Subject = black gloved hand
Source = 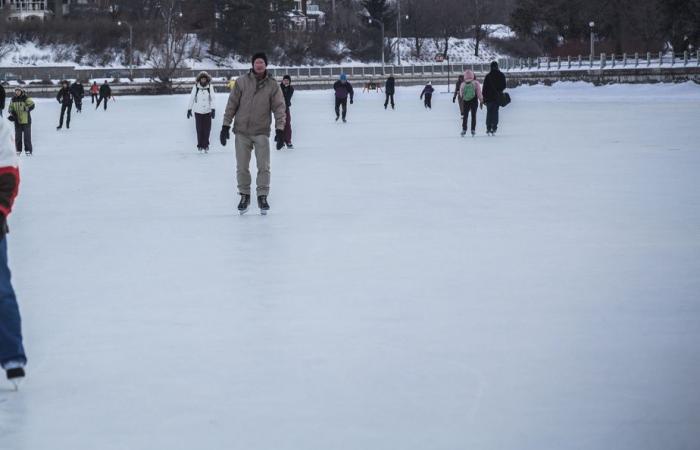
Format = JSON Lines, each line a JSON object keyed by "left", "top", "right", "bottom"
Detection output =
{"left": 7, "top": 114, "right": 15, "bottom": 122}
{"left": 452, "top": 97, "right": 456, "bottom": 103}
{"left": 187, "top": 109, "right": 192, "bottom": 119}
{"left": 274, "top": 129, "right": 285, "bottom": 150}
{"left": 350, "top": 98, "right": 354, "bottom": 104}
{"left": 220, "top": 125, "right": 230, "bottom": 146}
{"left": 211, "top": 109, "right": 215, "bottom": 119}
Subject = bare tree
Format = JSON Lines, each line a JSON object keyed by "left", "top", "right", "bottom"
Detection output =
{"left": 147, "top": 0, "right": 197, "bottom": 92}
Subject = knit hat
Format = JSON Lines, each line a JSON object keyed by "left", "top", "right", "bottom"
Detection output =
{"left": 339, "top": 73, "right": 347, "bottom": 81}
{"left": 491, "top": 61, "right": 499, "bottom": 71}
{"left": 283, "top": 74, "right": 291, "bottom": 82}
{"left": 252, "top": 52, "right": 268, "bottom": 66}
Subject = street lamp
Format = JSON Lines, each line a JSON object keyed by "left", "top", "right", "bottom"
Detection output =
{"left": 589, "top": 21, "right": 595, "bottom": 59}
{"left": 368, "top": 17, "right": 385, "bottom": 67}
{"left": 118, "top": 20, "right": 133, "bottom": 80}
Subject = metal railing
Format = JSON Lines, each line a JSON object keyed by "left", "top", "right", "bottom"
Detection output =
{"left": 1, "top": 51, "right": 698, "bottom": 83}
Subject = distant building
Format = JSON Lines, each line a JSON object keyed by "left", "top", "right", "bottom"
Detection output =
{"left": 1, "top": 0, "right": 50, "bottom": 21}
{"left": 286, "top": 0, "right": 325, "bottom": 31}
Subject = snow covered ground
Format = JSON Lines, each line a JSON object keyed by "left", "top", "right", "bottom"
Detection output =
{"left": 1, "top": 82, "right": 699, "bottom": 450}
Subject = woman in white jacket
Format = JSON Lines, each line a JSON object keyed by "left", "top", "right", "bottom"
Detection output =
{"left": 187, "top": 71, "right": 216, "bottom": 152}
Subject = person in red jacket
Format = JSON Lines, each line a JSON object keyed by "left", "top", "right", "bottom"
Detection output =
{"left": 90, "top": 81, "right": 99, "bottom": 104}
{"left": 0, "top": 119, "right": 25, "bottom": 388}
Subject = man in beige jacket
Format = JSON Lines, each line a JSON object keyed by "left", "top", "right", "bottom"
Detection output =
{"left": 220, "top": 52, "right": 287, "bottom": 215}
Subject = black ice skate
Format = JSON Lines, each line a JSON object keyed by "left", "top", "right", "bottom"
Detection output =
{"left": 238, "top": 194, "right": 250, "bottom": 215}
{"left": 257, "top": 195, "right": 270, "bottom": 215}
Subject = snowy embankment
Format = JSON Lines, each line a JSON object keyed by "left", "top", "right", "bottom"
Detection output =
{"left": 0, "top": 35, "right": 506, "bottom": 69}
{"left": 1, "top": 82, "right": 699, "bottom": 450}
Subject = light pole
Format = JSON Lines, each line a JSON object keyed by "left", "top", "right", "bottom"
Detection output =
{"left": 369, "top": 17, "right": 385, "bottom": 67}
{"left": 118, "top": 20, "right": 133, "bottom": 80}
{"left": 589, "top": 21, "right": 595, "bottom": 59}
{"left": 396, "top": 0, "right": 401, "bottom": 65}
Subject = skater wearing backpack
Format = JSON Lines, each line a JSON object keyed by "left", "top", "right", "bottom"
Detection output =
{"left": 187, "top": 71, "right": 217, "bottom": 153}
{"left": 420, "top": 81, "right": 434, "bottom": 109}
{"left": 56, "top": 80, "right": 73, "bottom": 130}
{"left": 0, "top": 119, "right": 26, "bottom": 388}
{"left": 482, "top": 61, "right": 507, "bottom": 135}
{"left": 458, "top": 70, "right": 483, "bottom": 137}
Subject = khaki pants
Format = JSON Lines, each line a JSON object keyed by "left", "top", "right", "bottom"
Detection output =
{"left": 235, "top": 133, "right": 271, "bottom": 196}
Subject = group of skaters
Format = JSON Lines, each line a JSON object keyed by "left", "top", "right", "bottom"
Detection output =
{"left": 0, "top": 80, "right": 113, "bottom": 156}
{"left": 55, "top": 80, "right": 113, "bottom": 131}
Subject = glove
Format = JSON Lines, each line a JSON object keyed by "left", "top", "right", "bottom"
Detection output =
{"left": 220, "top": 125, "right": 230, "bottom": 146}
{"left": 274, "top": 129, "right": 285, "bottom": 150}
{"left": 7, "top": 114, "right": 15, "bottom": 122}
{"left": 452, "top": 97, "right": 456, "bottom": 103}
{"left": 211, "top": 109, "right": 215, "bottom": 119}
{"left": 187, "top": 109, "right": 192, "bottom": 119}
{"left": 479, "top": 103, "right": 484, "bottom": 110}
{"left": 350, "top": 98, "right": 353, "bottom": 104}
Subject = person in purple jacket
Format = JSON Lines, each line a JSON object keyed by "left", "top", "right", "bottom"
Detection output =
{"left": 420, "top": 81, "right": 435, "bottom": 109}
{"left": 333, "top": 73, "right": 354, "bottom": 123}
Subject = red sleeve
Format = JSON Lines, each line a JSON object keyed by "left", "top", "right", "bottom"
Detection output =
{"left": 0, "top": 166, "right": 20, "bottom": 217}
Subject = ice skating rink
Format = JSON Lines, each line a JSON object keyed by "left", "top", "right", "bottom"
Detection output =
{"left": 2, "top": 82, "right": 699, "bottom": 450}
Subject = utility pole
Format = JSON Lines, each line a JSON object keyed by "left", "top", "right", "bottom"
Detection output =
{"left": 396, "top": 0, "right": 401, "bottom": 65}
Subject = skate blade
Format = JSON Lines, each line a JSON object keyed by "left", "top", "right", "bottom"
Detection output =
{"left": 260, "top": 210, "right": 268, "bottom": 216}
{"left": 10, "top": 379, "right": 22, "bottom": 391}
{"left": 239, "top": 208, "right": 248, "bottom": 215}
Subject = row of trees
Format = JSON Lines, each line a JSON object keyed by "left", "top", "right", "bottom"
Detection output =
{"left": 510, "top": 0, "right": 699, "bottom": 55}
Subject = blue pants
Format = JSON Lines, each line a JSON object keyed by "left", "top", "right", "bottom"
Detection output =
{"left": 0, "top": 237, "right": 26, "bottom": 368}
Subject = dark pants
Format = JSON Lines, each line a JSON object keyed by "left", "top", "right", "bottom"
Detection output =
{"left": 0, "top": 237, "right": 26, "bottom": 369}
{"left": 486, "top": 101, "right": 500, "bottom": 132}
{"left": 283, "top": 108, "right": 292, "bottom": 145}
{"left": 335, "top": 97, "right": 347, "bottom": 119}
{"left": 96, "top": 96, "right": 108, "bottom": 110}
{"left": 74, "top": 97, "right": 83, "bottom": 112}
{"left": 423, "top": 94, "right": 432, "bottom": 109}
{"left": 384, "top": 93, "right": 394, "bottom": 108}
{"left": 14, "top": 124, "right": 32, "bottom": 154}
{"left": 462, "top": 98, "right": 478, "bottom": 132}
{"left": 58, "top": 103, "right": 72, "bottom": 128}
{"left": 91, "top": 93, "right": 98, "bottom": 103}
{"left": 194, "top": 112, "right": 212, "bottom": 149}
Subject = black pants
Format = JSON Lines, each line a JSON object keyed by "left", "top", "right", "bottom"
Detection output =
{"left": 58, "top": 103, "right": 72, "bottom": 128}
{"left": 96, "top": 96, "right": 108, "bottom": 110}
{"left": 335, "top": 98, "right": 347, "bottom": 119}
{"left": 74, "top": 97, "right": 83, "bottom": 112}
{"left": 486, "top": 102, "right": 500, "bottom": 132}
{"left": 384, "top": 93, "right": 394, "bottom": 108}
{"left": 195, "top": 113, "right": 212, "bottom": 149}
{"left": 462, "top": 98, "right": 478, "bottom": 132}
{"left": 91, "top": 93, "right": 98, "bottom": 103}
{"left": 14, "top": 124, "right": 32, "bottom": 154}
{"left": 423, "top": 94, "right": 432, "bottom": 109}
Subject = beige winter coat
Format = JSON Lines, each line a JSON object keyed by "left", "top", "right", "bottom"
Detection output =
{"left": 223, "top": 71, "right": 286, "bottom": 137}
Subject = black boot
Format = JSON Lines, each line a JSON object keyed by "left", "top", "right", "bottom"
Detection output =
{"left": 237, "top": 194, "right": 250, "bottom": 214}
{"left": 257, "top": 195, "right": 270, "bottom": 215}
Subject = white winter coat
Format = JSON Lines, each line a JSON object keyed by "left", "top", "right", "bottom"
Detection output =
{"left": 187, "top": 83, "right": 216, "bottom": 114}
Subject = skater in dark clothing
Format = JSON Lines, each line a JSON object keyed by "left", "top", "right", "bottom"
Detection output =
{"left": 96, "top": 81, "right": 111, "bottom": 111}
{"left": 56, "top": 81, "right": 73, "bottom": 130}
{"left": 420, "top": 81, "right": 434, "bottom": 109}
{"left": 333, "top": 73, "right": 354, "bottom": 122}
{"left": 7, "top": 88, "right": 35, "bottom": 156}
{"left": 90, "top": 81, "right": 99, "bottom": 104}
{"left": 70, "top": 80, "right": 85, "bottom": 113}
{"left": 458, "top": 70, "right": 483, "bottom": 137}
{"left": 187, "top": 71, "right": 217, "bottom": 153}
{"left": 0, "top": 119, "right": 26, "bottom": 388}
{"left": 482, "top": 61, "right": 507, "bottom": 135}
{"left": 280, "top": 74, "right": 294, "bottom": 149}
{"left": 452, "top": 74, "right": 465, "bottom": 115}
{"left": 0, "top": 84, "right": 5, "bottom": 117}
{"left": 384, "top": 75, "right": 395, "bottom": 109}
